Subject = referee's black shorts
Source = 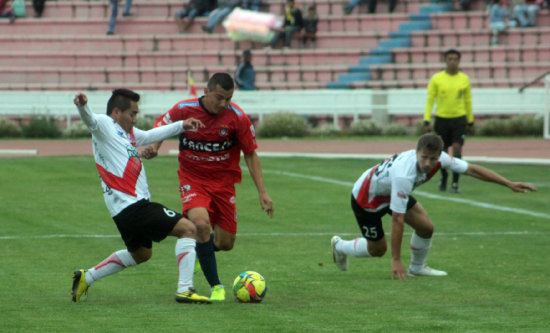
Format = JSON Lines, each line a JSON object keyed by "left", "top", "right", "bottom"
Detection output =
{"left": 434, "top": 115, "right": 467, "bottom": 147}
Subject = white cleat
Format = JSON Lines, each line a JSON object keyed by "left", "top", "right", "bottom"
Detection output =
{"left": 408, "top": 266, "right": 448, "bottom": 277}
{"left": 331, "top": 236, "right": 348, "bottom": 271}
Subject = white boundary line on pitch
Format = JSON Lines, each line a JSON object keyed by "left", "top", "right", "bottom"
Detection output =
{"left": 261, "top": 169, "right": 550, "bottom": 220}
{"left": 255, "top": 151, "right": 550, "bottom": 166}
{"left": 0, "top": 231, "right": 544, "bottom": 240}
{"left": 0, "top": 149, "right": 38, "bottom": 156}
{"left": 169, "top": 150, "right": 550, "bottom": 166}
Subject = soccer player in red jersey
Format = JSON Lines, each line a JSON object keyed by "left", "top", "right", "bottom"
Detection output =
{"left": 143, "top": 73, "right": 274, "bottom": 301}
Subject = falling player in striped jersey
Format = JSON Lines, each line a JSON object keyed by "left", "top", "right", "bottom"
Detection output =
{"left": 142, "top": 73, "right": 274, "bottom": 301}
{"left": 71, "top": 89, "right": 211, "bottom": 304}
{"left": 332, "top": 133, "right": 536, "bottom": 279}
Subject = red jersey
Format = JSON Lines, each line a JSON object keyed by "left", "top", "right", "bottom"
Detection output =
{"left": 155, "top": 97, "right": 257, "bottom": 185}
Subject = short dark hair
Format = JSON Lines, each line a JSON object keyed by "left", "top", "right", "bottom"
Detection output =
{"left": 207, "top": 73, "right": 234, "bottom": 91}
{"left": 443, "top": 49, "right": 461, "bottom": 59}
{"left": 106, "top": 88, "right": 140, "bottom": 115}
{"left": 417, "top": 133, "right": 443, "bottom": 153}
{"left": 243, "top": 49, "right": 251, "bottom": 58}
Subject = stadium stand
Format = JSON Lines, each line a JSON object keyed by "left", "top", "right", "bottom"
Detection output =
{"left": 0, "top": 0, "right": 548, "bottom": 91}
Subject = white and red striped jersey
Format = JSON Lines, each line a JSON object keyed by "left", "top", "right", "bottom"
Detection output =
{"left": 76, "top": 105, "right": 185, "bottom": 217}
{"left": 352, "top": 149, "right": 468, "bottom": 214}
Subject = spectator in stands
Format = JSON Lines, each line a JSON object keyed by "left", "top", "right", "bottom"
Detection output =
{"left": 235, "top": 50, "right": 256, "bottom": 90}
{"left": 423, "top": 49, "right": 473, "bottom": 194}
{"left": 488, "top": 0, "right": 516, "bottom": 45}
{"left": 0, "top": 0, "right": 15, "bottom": 23}
{"left": 202, "top": 0, "right": 242, "bottom": 34}
{"left": 268, "top": 0, "right": 303, "bottom": 48}
{"left": 242, "top": 0, "right": 262, "bottom": 11}
{"left": 32, "top": 0, "right": 45, "bottom": 17}
{"left": 175, "top": 0, "right": 209, "bottom": 34}
{"left": 344, "top": 0, "right": 397, "bottom": 15}
{"left": 302, "top": 5, "right": 318, "bottom": 47}
{"left": 512, "top": 0, "right": 543, "bottom": 27}
{"left": 106, "top": 0, "right": 134, "bottom": 35}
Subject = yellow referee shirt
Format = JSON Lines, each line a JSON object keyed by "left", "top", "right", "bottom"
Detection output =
{"left": 423, "top": 70, "right": 473, "bottom": 123}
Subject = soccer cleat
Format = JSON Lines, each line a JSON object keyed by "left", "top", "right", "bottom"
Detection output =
{"left": 210, "top": 285, "right": 226, "bottom": 301}
{"left": 438, "top": 181, "right": 446, "bottom": 192}
{"left": 71, "top": 269, "right": 89, "bottom": 302}
{"left": 408, "top": 266, "right": 448, "bottom": 277}
{"left": 194, "top": 260, "right": 201, "bottom": 274}
{"left": 450, "top": 183, "right": 460, "bottom": 194}
{"left": 331, "top": 236, "right": 348, "bottom": 271}
{"left": 174, "top": 288, "right": 211, "bottom": 304}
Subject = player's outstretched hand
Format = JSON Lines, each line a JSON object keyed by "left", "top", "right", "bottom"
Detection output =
{"left": 509, "top": 182, "right": 537, "bottom": 193}
{"left": 391, "top": 259, "right": 407, "bottom": 280}
{"left": 259, "top": 192, "right": 274, "bottom": 218}
{"left": 74, "top": 93, "right": 87, "bottom": 107}
{"left": 183, "top": 118, "right": 205, "bottom": 131}
{"left": 140, "top": 145, "right": 158, "bottom": 160}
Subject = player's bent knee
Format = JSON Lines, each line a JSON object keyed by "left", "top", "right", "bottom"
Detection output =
{"left": 216, "top": 242, "right": 234, "bottom": 251}
{"left": 132, "top": 249, "right": 152, "bottom": 264}
{"left": 416, "top": 222, "right": 434, "bottom": 238}
{"left": 368, "top": 241, "right": 387, "bottom": 257}
{"left": 171, "top": 218, "right": 197, "bottom": 238}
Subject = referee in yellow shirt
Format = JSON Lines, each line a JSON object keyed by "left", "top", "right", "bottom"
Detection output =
{"left": 423, "top": 49, "right": 474, "bottom": 193}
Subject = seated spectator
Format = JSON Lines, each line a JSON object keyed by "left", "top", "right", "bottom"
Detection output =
{"left": 0, "top": 0, "right": 15, "bottom": 23}
{"left": 242, "top": 0, "right": 262, "bottom": 11}
{"left": 32, "top": 0, "right": 45, "bottom": 17}
{"left": 512, "top": 0, "right": 542, "bottom": 27}
{"left": 235, "top": 50, "right": 256, "bottom": 90}
{"left": 344, "top": 0, "right": 397, "bottom": 15}
{"left": 488, "top": 0, "right": 517, "bottom": 45}
{"left": 302, "top": 5, "right": 318, "bottom": 48}
{"left": 268, "top": 0, "right": 303, "bottom": 48}
{"left": 175, "top": 0, "right": 209, "bottom": 34}
{"left": 202, "top": 0, "right": 241, "bottom": 34}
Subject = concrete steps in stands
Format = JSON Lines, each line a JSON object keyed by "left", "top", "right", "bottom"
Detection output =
{"left": 0, "top": 48, "right": 368, "bottom": 67}
{"left": 392, "top": 44, "right": 550, "bottom": 63}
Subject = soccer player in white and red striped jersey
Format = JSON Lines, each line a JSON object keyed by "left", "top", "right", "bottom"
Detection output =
{"left": 143, "top": 73, "right": 274, "bottom": 301}
{"left": 332, "top": 133, "right": 536, "bottom": 280}
{"left": 71, "top": 89, "right": 211, "bottom": 304}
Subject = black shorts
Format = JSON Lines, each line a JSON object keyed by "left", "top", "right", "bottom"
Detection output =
{"left": 350, "top": 194, "right": 417, "bottom": 241}
{"left": 113, "top": 199, "right": 182, "bottom": 252}
{"left": 434, "top": 115, "right": 467, "bottom": 147}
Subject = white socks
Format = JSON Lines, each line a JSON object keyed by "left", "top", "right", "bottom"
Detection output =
{"left": 409, "top": 232, "right": 432, "bottom": 273}
{"left": 337, "top": 237, "right": 372, "bottom": 257}
{"left": 175, "top": 238, "right": 196, "bottom": 293}
{"left": 85, "top": 249, "right": 137, "bottom": 285}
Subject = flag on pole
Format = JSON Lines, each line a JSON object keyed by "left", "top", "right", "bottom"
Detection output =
{"left": 187, "top": 70, "right": 197, "bottom": 97}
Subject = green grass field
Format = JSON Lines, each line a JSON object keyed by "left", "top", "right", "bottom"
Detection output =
{"left": 1, "top": 155, "right": 549, "bottom": 332}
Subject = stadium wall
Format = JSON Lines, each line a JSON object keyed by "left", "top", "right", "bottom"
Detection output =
{"left": 0, "top": 88, "right": 545, "bottom": 129}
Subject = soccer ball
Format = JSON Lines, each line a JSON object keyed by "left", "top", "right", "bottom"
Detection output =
{"left": 232, "top": 271, "right": 267, "bottom": 303}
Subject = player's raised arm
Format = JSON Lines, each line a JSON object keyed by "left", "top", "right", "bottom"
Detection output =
{"left": 464, "top": 164, "right": 537, "bottom": 193}
{"left": 73, "top": 92, "right": 97, "bottom": 129}
{"left": 74, "top": 92, "right": 87, "bottom": 107}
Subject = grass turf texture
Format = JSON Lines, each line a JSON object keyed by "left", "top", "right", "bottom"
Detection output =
{"left": 0, "top": 155, "right": 549, "bottom": 332}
